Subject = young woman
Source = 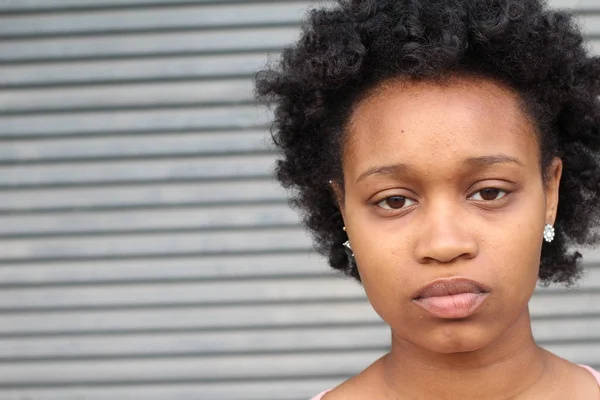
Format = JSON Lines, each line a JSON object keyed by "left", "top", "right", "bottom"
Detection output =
{"left": 256, "top": 0, "right": 600, "bottom": 398}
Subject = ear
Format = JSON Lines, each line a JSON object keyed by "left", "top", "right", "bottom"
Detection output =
{"left": 544, "top": 157, "right": 563, "bottom": 225}
{"left": 330, "top": 180, "right": 346, "bottom": 220}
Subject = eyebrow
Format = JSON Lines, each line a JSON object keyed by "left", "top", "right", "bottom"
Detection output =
{"left": 465, "top": 154, "right": 525, "bottom": 168}
{"left": 356, "top": 154, "right": 523, "bottom": 183}
{"left": 356, "top": 163, "right": 413, "bottom": 182}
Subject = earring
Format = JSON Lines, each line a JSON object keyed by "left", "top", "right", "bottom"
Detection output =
{"left": 343, "top": 240, "right": 354, "bottom": 257}
{"left": 543, "top": 224, "right": 555, "bottom": 243}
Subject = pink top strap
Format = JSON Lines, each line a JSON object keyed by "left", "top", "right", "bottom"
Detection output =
{"left": 310, "top": 365, "right": 600, "bottom": 400}
{"left": 309, "top": 390, "right": 331, "bottom": 400}
{"left": 580, "top": 364, "right": 600, "bottom": 383}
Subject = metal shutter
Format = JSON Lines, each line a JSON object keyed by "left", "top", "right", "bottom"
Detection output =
{"left": 0, "top": 1, "right": 598, "bottom": 399}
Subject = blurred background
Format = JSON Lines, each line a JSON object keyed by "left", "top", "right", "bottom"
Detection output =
{"left": 0, "top": 0, "right": 598, "bottom": 399}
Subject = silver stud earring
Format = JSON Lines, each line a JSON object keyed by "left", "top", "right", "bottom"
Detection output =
{"left": 543, "top": 224, "right": 555, "bottom": 243}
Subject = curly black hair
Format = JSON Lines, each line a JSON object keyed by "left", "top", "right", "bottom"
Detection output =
{"left": 255, "top": 0, "right": 600, "bottom": 285}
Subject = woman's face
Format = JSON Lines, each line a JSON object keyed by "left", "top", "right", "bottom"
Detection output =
{"left": 337, "top": 76, "right": 562, "bottom": 354}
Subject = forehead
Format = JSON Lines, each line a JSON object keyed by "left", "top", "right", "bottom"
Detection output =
{"left": 344, "top": 76, "right": 539, "bottom": 178}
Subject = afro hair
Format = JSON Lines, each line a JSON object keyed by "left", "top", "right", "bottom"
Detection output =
{"left": 256, "top": 0, "right": 600, "bottom": 285}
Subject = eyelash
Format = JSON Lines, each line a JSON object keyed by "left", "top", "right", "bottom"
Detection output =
{"left": 468, "top": 188, "right": 509, "bottom": 202}
{"left": 375, "top": 188, "right": 510, "bottom": 212}
{"left": 376, "top": 196, "right": 417, "bottom": 211}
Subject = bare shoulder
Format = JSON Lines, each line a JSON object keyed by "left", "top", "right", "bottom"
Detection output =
{"left": 321, "top": 356, "right": 387, "bottom": 400}
{"left": 320, "top": 378, "right": 360, "bottom": 400}
{"left": 543, "top": 350, "right": 600, "bottom": 399}
{"left": 564, "top": 361, "right": 600, "bottom": 398}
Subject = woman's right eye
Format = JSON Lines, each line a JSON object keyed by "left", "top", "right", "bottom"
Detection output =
{"left": 376, "top": 196, "right": 416, "bottom": 210}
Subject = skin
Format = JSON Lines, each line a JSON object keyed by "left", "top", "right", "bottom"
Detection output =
{"left": 326, "top": 76, "right": 599, "bottom": 399}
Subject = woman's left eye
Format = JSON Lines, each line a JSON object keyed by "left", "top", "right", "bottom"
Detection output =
{"left": 376, "top": 196, "right": 416, "bottom": 210}
{"left": 469, "top": 188, "right": 508, "bottom": 201}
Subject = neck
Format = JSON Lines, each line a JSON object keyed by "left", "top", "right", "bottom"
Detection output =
{"left": 381, "top": 308, "right": 548, "bottom": 400}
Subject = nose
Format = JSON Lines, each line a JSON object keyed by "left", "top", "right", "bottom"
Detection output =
{"left": 414, "top": 202, "right": 479, "bottom": 264}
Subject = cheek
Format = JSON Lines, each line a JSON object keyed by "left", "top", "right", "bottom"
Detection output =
{"left": 489, "top": 214, "right": 544, "bottom": 299}
{"left": 478, "top": 187, "right": 547, "bottom": 312}
{"left": 352, "top": 227, "right": 416, "bottom": 320}
{"left": 347, "top": 197, "right": 417, "bottom": 294}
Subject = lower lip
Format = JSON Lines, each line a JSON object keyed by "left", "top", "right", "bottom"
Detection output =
{"left": 414, "top": 293, "right": 489, "bottom": 319}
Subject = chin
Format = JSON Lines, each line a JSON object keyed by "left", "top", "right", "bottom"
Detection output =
{"left": 412, "top": 323, "right": 493, "bottom": 355}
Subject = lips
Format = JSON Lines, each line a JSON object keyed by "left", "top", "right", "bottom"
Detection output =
{"left": 413, "top": 278, "right": 490, "bottom": 319}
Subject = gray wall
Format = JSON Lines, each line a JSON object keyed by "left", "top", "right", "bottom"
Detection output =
{"left": 0, "top": 1, "right": 598, "bottom": 399}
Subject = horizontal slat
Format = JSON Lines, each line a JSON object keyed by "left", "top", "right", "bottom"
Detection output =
{"left": 529, "top": 291, "right": 600, "bottom": 316}
{"left": 0, "top": 27, "right": 298, "bottom": 62}
{"left": 578, "top": 247, "right": 600, "bottom": 264}
{"left": 4, "top": 318, "right": 600, "bottom": 360}
{"left": 1, "top": 296, "right": 599, "bottom": 338}
{"left": 0, "top": 228, "right": 312, "bottom": 262}
{"left": 0, "top": 301, "right": 380, "bottom": 336}
{"left": 0, "top": 3, "right": 308, "bottom": 37}
{"left": 0, "top": 0, "right": 593, "bottom": 13}
{"left": 0, "top": 0, "right": 592, "bottom": 16}
{"left": 0, "top": 180, "right": 287, "bottom": 212}
{"left": 588, "top": 38, "right": 600, "bottom": 54}
{"left": 0, "top": 155, "right": 274, "bottom": 187}
{"left": 0, "top": 325, "right": 389, "bottom": 360}
{"left": 0, "top": 79, "right": 254, "bottom": 113}
{"left": 0, "top": 203, "right": 299, "bottom": 236}
{"left": 0, "top": 0, "right": 278, "bottom": 11}
{"left": 0, "top": 379, "right": 341, "bottom": 400}
{"left": 579, "top": 14, "right": 600, "bottom": 35}
{"left": 533, "top": 317, "right": 600, "bottom": 341}
{"left": 0, "top": 276, "right": 359, "bottom": 311}
{"left": 0, "top": 351, "right": 381, "bottom": 385}
{"left": 6, "top": 253, "right": 595, "bottom": 286}
{"left": 0, "top": 379, "right": 340, "bottom": 400}
{"left": 0, "top": 22, "right": 594, "bottom": 64}
{"left": 0, "top": 345, "right": 598, "bottom": 386}
{"left": 2, "top": 0, "right": 584, "bottom": 12}
{"left": 0, "top": 131, "right": 270, "bottom": 162}
{"left": 550, "top": 0, "right": 600, "bottom": 10}
{"left": 537, "top": 265, "right": 600, "bottom": 289}
{"left": 0, "top": 252, "right": 329, "bottom": 286}
{"left": 0, "top": 105, "right": 270, "bottom": 137}
{"left": 543, "top": 342, "right": 600, "bottom": 366}
{"left": 0, "top": 53, "right": 275, "bottom": 87}
{"left": 0, "top": 272, "right": 598, "bottom": 311}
